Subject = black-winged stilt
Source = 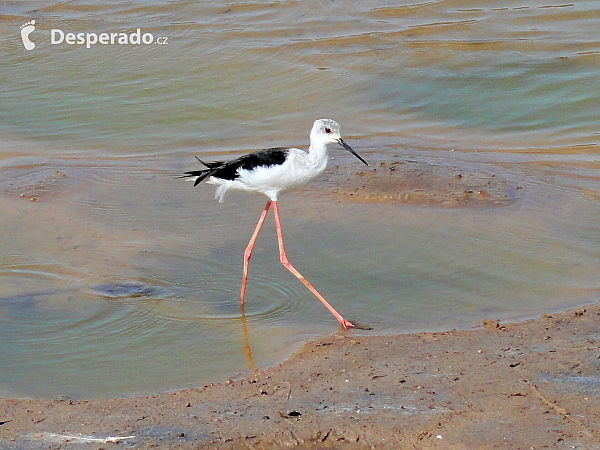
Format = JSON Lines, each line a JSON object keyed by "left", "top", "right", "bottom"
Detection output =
{"left": 182, "top": 119, "right": 368, "bottom": 329}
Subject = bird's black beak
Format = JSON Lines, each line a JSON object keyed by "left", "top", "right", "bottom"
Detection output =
{"left": 338, "top": 138, "right": 369, "bottom": 166}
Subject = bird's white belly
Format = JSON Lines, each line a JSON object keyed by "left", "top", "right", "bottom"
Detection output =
{"left": 239, "top": 158, "right": 326, "bottom": 198}
{"left": 206, "top": 149, "right": 328, "bottom": 203}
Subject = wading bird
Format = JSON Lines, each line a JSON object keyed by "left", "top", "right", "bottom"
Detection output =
{"left": 182, "top": 119, "right": 368, "bottom": 329}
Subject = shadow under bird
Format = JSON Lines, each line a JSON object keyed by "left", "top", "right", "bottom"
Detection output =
{"left": 181, "top": 119, "right": 369, "bottom": 329}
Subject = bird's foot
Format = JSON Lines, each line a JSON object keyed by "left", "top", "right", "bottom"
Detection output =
{"left": 340, "top": 319, "right": 355, "bottom": 330}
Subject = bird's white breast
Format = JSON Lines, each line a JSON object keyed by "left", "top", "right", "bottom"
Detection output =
{"left": 240, "top": 149, "right": 325, "bottom": 190}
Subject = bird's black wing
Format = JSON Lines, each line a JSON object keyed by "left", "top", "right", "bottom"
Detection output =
{"left": 211, "top": 147, "right": 289, "bottom": 180}
{"left": 194, "top": 156, "right": 223, "bottom": 169}
{"left": 181, "top": 147, "right": 289, "bottom": 187}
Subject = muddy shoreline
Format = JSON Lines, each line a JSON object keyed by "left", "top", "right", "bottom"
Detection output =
{"left": 1, "top": 301, "right": 599, "bottom": 449}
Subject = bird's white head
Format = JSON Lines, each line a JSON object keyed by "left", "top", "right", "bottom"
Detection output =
{"left": 311, "top": 118, "right": 343, "bottom": 144}
{"left": 310, "top": 118, "right": 369, "bottom": 166}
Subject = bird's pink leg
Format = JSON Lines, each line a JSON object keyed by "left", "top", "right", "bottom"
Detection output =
{"left": 240, "top": 200, "right": 271, "bottom": 304}
{"left": 271, "top": 201, "right": 354, "bottom": 330}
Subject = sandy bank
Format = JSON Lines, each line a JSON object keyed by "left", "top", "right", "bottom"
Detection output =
{"left": 1, "top": 301, "right": 599, "bottom": 449}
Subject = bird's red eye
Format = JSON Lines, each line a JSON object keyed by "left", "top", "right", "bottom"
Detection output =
{"left": 325, "top": 128, "right": 331, "bottom": 133}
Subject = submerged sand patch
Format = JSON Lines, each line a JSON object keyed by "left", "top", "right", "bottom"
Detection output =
{"left": 315, "top": 156, "right": 518, "bottom": 207}
{"left": 0, "top": 166, "right": 68, "bottom": 202}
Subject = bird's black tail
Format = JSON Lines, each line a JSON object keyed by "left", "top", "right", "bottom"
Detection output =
{"left": 179, "top": 156, "right": 225, "bottom": 187}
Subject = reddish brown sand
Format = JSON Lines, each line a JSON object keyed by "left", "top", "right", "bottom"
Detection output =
{"left": 1, "top": 303, "right": 599, "bottom": 449}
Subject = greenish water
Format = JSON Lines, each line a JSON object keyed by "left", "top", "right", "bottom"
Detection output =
{"left": 0, "top": 0, "right": 599, "bottom": 398}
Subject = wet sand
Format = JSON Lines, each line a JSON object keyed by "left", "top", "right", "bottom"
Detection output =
{"left": 312, "top": 154, "right": 518, "bottom": 208}
{"left": 1, "top": 302, "right": 599, "bottom": 449}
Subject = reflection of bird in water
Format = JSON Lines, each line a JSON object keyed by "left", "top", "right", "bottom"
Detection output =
{"left": 182, "top": 119, "right": 368, "bottom": 329}
{"left": 239, "top": 305, "right": 257, "bottom": 374}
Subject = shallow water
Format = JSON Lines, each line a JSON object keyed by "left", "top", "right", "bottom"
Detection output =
{"left": 0, "top": 0, "right": 599, "bottom": 398}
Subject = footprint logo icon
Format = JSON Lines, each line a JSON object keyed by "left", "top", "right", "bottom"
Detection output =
{"left": 20, "top": 20, "right": 36, "bottom": 50}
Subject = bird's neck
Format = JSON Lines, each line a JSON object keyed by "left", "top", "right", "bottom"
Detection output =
{"left": 307, "top": 140, "right": 329, "bottom": 167}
